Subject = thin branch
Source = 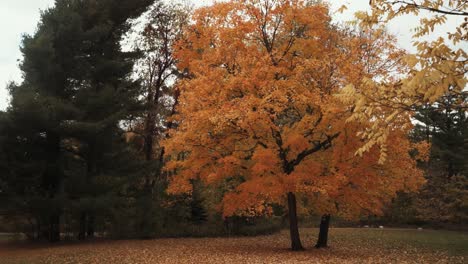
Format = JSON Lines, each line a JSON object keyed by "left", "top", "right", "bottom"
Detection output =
{"left": 387, "top": 1, "right": 468, "bottom": 16}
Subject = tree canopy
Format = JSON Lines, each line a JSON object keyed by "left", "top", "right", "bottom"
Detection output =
{"left": 163, "top": 0, "right": 426, "bottom": 250}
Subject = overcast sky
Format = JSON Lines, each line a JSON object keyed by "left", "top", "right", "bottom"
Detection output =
{"left": 0, "top": 0, "right": 464, "bottom": 110}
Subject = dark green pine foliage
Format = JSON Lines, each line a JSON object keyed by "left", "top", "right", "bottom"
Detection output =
{"left": 413, "top": 92, "right": 468, "bottom": 177}
{"left": 410, "top": 92, "right": 468, "bottom": 224}
{"left": 1, "top": 0, "right": 153, "bottom": 242}
{"left": 376, "top": 92, "right": 467, "bottom": 226}
{"left": 51, "top": 0, "right": 154, "bottom": 240}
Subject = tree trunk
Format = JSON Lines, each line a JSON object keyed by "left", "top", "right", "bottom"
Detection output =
{"left": 42, "top": 132, "right": 62, "bottom": 242}
{"left": 78, "top": 212, "right": 86, "bottom": 240}
{"left": 144, "top": 111, "right": 156, "bottom": 161}
{"left": 87, "top": 214, "right": 95, "bottom": 238}
{"left": 80, "top": 142, "right": 97, "bottom": 240}
{"left": 49, "top": 213, "right": 60, "bottom": 242}
{"left": 287, "top": 192, "right": 304, "bottom": 251}
{"left": 315, "top": 214, "right": 331, "bottom": 248}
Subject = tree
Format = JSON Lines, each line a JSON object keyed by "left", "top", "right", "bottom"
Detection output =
{"left": 163, "top": 0, "right": 424, "bottom": 250}
{"left": 339, "top": 0, "right": 467, "bottom": 155}
{"left": 57, "top": 0, "right": 155, "bottom": 240}
{"left": 123, "top": 1, "right": 190, "bottom": 237}
{"left": 164, "top": 0, "right": 347, "bottom": 250}
{"left": 315, "top": 214, "right": 330, "bottom": 248}
{"left": 411, "top": 92, "right": 468, "bottom": 225}
{"left": 307, "top": 122, "right": 427, "bottom": 247}
{"left": 414, "top": 93, "right": 468, "bottom": 177}
{"left": 364, "top": 0, "right": 467, "bottom": 106}
{"left": 131, "top": 1, "right": 190, "bottom": 162}
{"left": 1, "top": 0, "right": 154, "bottom": 242}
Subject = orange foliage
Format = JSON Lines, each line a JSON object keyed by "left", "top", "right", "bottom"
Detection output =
{"left": 163, "top": 0, "right": 425, "bottom": 219}
{"left": 303, "top": 125, "right": 426, "bottom": 219}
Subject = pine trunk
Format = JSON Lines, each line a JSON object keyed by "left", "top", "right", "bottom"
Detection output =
{"left": 87, "top": 214, "right": 95, "bottom": 238}
{"left": 49, "top": 213, "right": 60, "bottom": 242}
{"left": 78, "top": 212, "right": 86, "bottom": 240}
{"left": 315, "top": 214, "right": 331, "bottom": 248}
{"left": 42, "top": 132, "right": 62, "bottom": 242}
{"left": 81, "top": 144, "right": 97, "bottom": 239}
{"left": 287, "top": 192, "right": 304, "bottom": 251}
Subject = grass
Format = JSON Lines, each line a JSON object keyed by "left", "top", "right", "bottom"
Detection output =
{"left": 327, "top": 228, "right": 468, "bottom": 256}
{"left": 0, "top": 228, "right": 466, "bottom": 263}
{"left": 0, "top": 233, "right": 24, "bottom": 242}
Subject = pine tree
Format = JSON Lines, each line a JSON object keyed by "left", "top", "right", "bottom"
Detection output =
{"left": 412, "top": 91, "right": 468, "bottom": 225}
{"left": 415, "top": 93, "right": 468, "bottom": 177}
{"left": 1, "top": 0, "right": 154, "bottom": 242}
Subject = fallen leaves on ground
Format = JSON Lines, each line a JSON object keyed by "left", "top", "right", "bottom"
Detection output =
{"left": 0, "top": 228, "right": 466, "bottom": 264}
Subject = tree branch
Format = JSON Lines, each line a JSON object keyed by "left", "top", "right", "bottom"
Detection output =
{"left": 289, "top": 132, "right": 341, "bottom": 171}
{"left": 385, "top": 1, "right": 468, "bottom": 16}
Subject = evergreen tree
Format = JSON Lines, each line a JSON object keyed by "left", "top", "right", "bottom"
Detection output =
{"left": 413, "top": 93, "right": 468, "bottom": 177}
{"left": 390, "top": 91, "right": 468, "bottom": 226}
{"left": 1, "top": 0, "right": 154, "bottom": 242}
{"left": 411, "top": 91, "right": 468, "bottom": 225}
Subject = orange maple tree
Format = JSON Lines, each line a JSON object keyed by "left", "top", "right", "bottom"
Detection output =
{"left": 163, "top": 0, "right": 425, "bottom": 250}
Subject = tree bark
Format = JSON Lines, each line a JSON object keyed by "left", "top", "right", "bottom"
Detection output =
{"left": 315, "top": 214, "right": 331, "bottom": 248}
{"left": 86, "top": 214, "right": 95, "bottom": 238}
{"left": 78, "top": 212, "right": 86, "bottom": 240}
{"left": 81, "top": 142, "right": 97, "bottom": 240}
{"left": 49, "top": 213, "right": 60, "bottom": 242}
{"left": 42, "top": 132, "right": 62, "bottom": 242}
{"left": 287, "top": 192, "right": 304, "bottom": 251}
{"left": 143, "top": 111, "right": 156, "bottom": 161}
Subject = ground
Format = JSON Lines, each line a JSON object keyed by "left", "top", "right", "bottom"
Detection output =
{"left": 1, "top": 228, "right": 467, "bottom": 263}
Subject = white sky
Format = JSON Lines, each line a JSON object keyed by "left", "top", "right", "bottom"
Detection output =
{"left": 0, "top": 0, "right": 464, "bottom": 110}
